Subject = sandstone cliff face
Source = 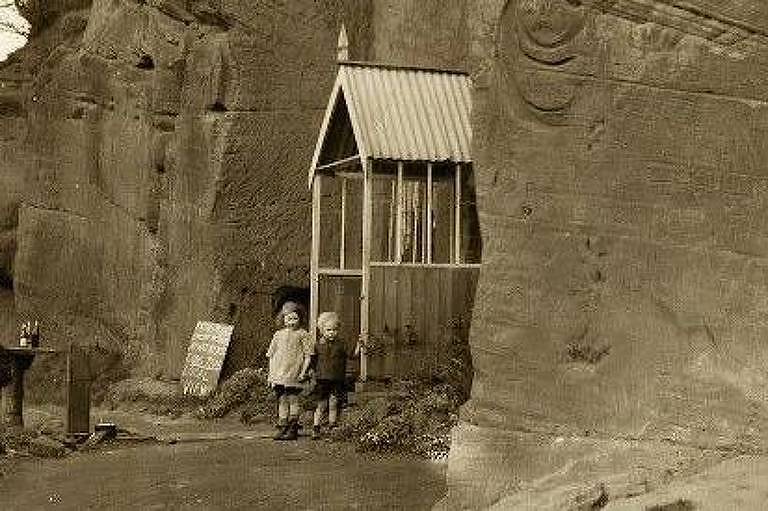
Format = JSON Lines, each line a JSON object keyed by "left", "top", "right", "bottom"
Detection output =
{"left": 444, "top": 0, "right": 768, "bottom": 508}
{"left": 3, "top": 0, "right": 373, "bottom": 378}
{"left": 7, "top": 0, "right": 768, "bottom": 507}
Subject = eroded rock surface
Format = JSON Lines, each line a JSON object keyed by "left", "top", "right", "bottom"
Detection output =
{"left": 444, "top": 0, "right": 768, "bottom": 508}
{"left": 2, "top": 0, "right": 372, "bottom": 378}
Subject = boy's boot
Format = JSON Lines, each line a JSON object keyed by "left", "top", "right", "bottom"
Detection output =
{"left": 282, "top": 419, "right": 299, "bottom": 441}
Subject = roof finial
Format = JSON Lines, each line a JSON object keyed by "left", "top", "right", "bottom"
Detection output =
{"left": 337, "top": 23, "right": 349, "bottom": 61}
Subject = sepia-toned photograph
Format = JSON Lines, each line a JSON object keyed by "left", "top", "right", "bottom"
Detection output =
{"left": 1, "top": 1, "right": 767, "bottom": 509}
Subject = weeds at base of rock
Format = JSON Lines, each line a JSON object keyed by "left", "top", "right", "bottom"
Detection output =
{"left": 102, "top": 377, "right": 205, "bottom": 418}
{"left": 646, "top": 500, "right": 696, "bottom": 511}
{"left": 328, "top": 381, "right": 462, "bottom": 460}
{"left": 97, "top": 331, "right": 472, "bottom": 460}
{"left": 0, "top": 428, "right": 68, "bottom": 460}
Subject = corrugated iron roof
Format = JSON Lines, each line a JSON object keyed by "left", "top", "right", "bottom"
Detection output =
{"left": 310, "top": 62, "right": 472, "bottom": 183}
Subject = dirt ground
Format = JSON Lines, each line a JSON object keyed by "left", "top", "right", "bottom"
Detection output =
{"left": 0, "top": 433, "right": 446, "bottom": 510}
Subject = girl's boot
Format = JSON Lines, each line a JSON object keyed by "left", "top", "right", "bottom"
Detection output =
{"left": 273, "top": 421, "right": 290, "bottom": 440}
{"left": 282, "top": 419, "right": 299, "bottom": 441}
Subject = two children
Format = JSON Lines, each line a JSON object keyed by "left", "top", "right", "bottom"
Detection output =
{"left": 265, "top": 302, "right": 348, "bottom": 441}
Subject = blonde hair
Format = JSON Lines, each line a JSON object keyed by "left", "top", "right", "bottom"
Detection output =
{"left": 317, "top": 311, "right": 340, "bottom": 331}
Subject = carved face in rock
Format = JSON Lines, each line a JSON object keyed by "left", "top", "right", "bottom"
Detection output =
{"left": 497, "top": 0, "right": 589, "bottom": 124}
{"left": 517, "top": 0, "right": 585, "bottom": 50}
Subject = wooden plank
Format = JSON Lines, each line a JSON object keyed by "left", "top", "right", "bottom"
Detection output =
{"left": 367, "top": 265, "right": 382, "bottom": 380}
{"left": 383, "top": 266, "right": 399, "bottom": 338}
{"left": 66, "top": 344, "right": 91, "bottom": 436}
{"left": 458, "top": 267, "right": 480, "bottom": 338}
{"left": 336, "top": 170, "right": 364, "bottom": 180}
{"left": 346, "top": 277, "right": 362, "bottom": 369}
{"left": 181, "top": 322, "right": 234, "bottom": 397}
{"left": 467, "top": 267, "right": 480, "bottom": 325}
{"left": 395, "top": 162, "right": 403, "bottom": 263}
{"left": 452, "top": 268, "right": 468, "bottom": 333}
{"left": 421, "top": 181, "right": 427, "bottom": 264}
{"left": 345, "top": 178, "right": 363, "bottom": 269}
{"left": 383, "top": 266, "right": 399, "bottom": 379}
{"left": 369, "top": 266, "right": 385, "bottom": 341}
{"left": 308, "top": 75, "right": 343, "bottom": 184}
{"left": 412, "top": 267, "right": 427, "bottom": 350}
{"left": 397, "top": 263, "right": 413, "bottom": 346}
{"left": 360, "top": 159, "right": 373, "bottom": 381}
{"left": 455, "top": 164, "right": 462, "bottom": 264}
{"left": 426, "top": 269, "right": 441, "bottom": 367}
{"left": 318, "top": 268, "right": 363, "bottom": 276}
{"left": 369, "top": 262, "right": 482, "bottom": 269}
{"left": 399, "top": 266, "right": 415, "bottom": 378}
{"left": 440, "top": 268, "right": 455, "bottom": 364}
{"left": 340, "top": 177, "right": 347, "bottom": 269}
{"left": 310, "top": 177, "right": 321, "bottom": 342}
{"left": 427, "top": 163, "right": 433, "bottom": 264}
{"left": 315, "top": 153, "right": 361, "bottom": 172}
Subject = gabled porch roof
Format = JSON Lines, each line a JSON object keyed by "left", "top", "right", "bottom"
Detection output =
{"left": 309, "top": 61, "right": 473, "bottom": 186}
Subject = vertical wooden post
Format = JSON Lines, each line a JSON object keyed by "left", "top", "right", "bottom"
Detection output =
{"left": 421, "top": 184, "right": 427, "bottom": 264}
{"left": 66, "top": 344, "right": 91, "bottom": 437}
{"left": 360, "top": 159, "right": 373, "bottom": 381}
{"left": 388, "top": 180, "right": 395, "bottom": 261}
{"left": 2, "top": 358, "right": 26, "bottom": 428}
{"left": 396, "top": 162, "right": 403, "bottom": 264}
{"left": 426, "top": 162, "right": 433, "bottom": 264}
{"left": 340, "top": 177, "right": 347, "bottom": 269}
{"left": 310, "top": 176, "right": 321, "bottom": 343}
{"left": 412, "top": 183, "right": 418, "bottom": 264}
{"left": 455, "top": 163, "right": 462, "bottom": 264}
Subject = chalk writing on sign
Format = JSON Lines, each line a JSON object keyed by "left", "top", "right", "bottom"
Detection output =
{"left": 181, "top": 321, "right": 234, "bottom": 397}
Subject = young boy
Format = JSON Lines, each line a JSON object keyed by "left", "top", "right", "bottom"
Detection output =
{"left": 266, "top": 301, "right": 313, "bottom": 441}
{"left": 311, "top": 312, "right": 348, "bottom": 439}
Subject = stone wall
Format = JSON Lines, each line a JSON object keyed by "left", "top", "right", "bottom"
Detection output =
{"left": 443, "top": 0, "right": 768, "bottom": 508}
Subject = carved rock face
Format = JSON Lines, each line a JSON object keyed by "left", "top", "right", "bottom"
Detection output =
{"left": 517, "top": 0, "right": 585, "bottom": 52}
{"left": 497, "top": 0, "right": 589, "bottom": 123}
{"left": 444, "top": 0, "right": 768, "bottom": 508}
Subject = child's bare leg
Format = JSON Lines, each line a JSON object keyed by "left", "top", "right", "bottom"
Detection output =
{"left": 274, "top": 393, "right": 291, "bottom": 440}
{"left": 288, "top": 394, "right": 301, "bottom": 421}
{"left": 278, "top": 395, "right": 289, "bottom": 423}
{"left": 314, "top": 399, "right": 328, "bottom": 427}
{"left": 328, "top": 394, "right": 339, "bottom": 425}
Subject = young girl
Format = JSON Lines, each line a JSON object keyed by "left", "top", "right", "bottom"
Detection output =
{"left": 311, "top": 311, "right": 348, "bottom": 439}
{"left": 266, "top": 301, "right": 313, "bottom": 441}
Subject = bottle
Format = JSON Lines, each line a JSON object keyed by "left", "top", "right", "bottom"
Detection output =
{"left": 31, "top": 321, "right": 40, "bottom": 348}
{"left": 19, "top": 322, "right": 29, "bottom": 348}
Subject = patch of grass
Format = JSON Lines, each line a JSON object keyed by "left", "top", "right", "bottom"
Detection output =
{"left": 646, "top": 500, "right": 696, "bottom": 511}
{"left": 566, "top": 342, "right": 611, "bottom": 365}
{"left": 329, "top": 380, "right": 464, "bottom": 459}
{"left": 198, "top": 367, "right": 272, "bottom": 422}
{"left": 102, "top": 378, "right": 204, "bottom": 418}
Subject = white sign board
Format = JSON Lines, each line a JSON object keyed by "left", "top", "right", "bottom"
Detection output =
{"left": 181, "top": 321, "right": 234, "bottom": 397}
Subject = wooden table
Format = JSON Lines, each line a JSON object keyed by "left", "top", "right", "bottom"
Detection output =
{"left": 1, "top": 347, "right": 57, "bottom": 428}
